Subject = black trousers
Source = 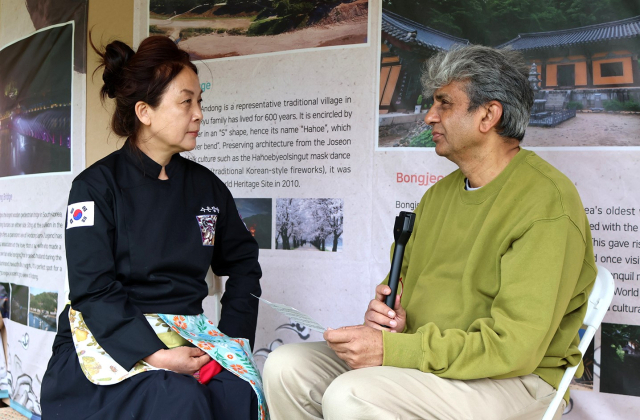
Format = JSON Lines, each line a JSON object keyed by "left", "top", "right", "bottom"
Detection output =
{"left": 41, "top": 342, "right": 258, "bottom": 420}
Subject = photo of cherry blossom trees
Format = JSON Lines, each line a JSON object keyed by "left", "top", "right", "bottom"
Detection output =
{"left": 275, "top": 198, "right": 343, "bottom": 252}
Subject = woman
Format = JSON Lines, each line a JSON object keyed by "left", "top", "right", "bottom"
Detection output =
{"left": 41, "top": 36, "right": 262, "bottom": 419}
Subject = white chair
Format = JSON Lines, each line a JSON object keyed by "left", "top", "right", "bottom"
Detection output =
{"left": 541, "top": 265, "right": 615, "bottom": 420}
{"left": 203, "top": 268, "right": 224, "bottom": 324}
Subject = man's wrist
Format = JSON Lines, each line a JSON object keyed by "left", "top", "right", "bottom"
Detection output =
{"left": 382, "top": 330, "right": 424, "bottom": 369}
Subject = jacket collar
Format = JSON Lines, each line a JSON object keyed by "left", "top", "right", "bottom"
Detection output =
{"left": 122, "top": 139, "right": 183, "bottom": 179}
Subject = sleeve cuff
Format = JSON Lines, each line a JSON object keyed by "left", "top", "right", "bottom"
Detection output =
{"left": 382, "top": 330, "right": 424, "bottom": 369}
{"left": 94, "top": 320, "right": 168, "bottom": 371}
{"left": 118, "top": 336, "right": 166, "bottom": 371}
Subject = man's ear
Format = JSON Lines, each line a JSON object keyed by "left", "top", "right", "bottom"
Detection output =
{"left": 479, "top": 101, "right": 503, "bottom": 134}
{"left": 135, "top": 101, "right": 152, "bottom": 126}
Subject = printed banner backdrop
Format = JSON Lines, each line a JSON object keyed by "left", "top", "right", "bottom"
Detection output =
{"left": 130, "top": 0, "right": 633, "bottom": 418}
{"left": 375, "top": 2, "right": 640, "bottom": 418}
{"left": 135, "top": 0, "right": 377, "bottom": 362}
{"left": 0, "top": 0, "right": 87, "bottom": 417}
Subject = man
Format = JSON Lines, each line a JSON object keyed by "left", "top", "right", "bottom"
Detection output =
{"left": 263, "top": 45, "right": 596, "bottom": 420}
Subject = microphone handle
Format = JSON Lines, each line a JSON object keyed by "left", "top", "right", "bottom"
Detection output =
{"left": 385, "top": 243, "right": 405, "bottom": 308}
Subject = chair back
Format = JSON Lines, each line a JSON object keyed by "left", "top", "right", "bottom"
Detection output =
{"left": 541, "top": 265, "right": 615, "bottom": 420}
{"left": 582, "top": 266, "right": 615, "bottom": 330}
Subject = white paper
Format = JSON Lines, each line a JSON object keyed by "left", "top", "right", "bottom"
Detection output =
{"left": 253, "top": 295, "right": 326, "bottom": 333}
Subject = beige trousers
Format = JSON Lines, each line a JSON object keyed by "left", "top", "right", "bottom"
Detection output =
{"left": 263, "top": 342, "right": 565, "bottom": 420}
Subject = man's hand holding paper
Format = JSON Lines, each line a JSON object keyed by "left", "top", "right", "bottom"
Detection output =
{"left": 323, "top": 325, "right": 384, "bottom": 369}
{"left": 324, "top": 283, "right": 406, "bottom": 369}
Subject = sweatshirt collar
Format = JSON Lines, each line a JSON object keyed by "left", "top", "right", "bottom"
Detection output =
{"left": 458, "top": 148, "right": 530, "bottom": 204}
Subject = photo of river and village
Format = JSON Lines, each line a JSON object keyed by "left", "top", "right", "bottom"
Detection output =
{"left": 28, "top": 287, "right": 57, "bottom": 332}
{"left": 0, "top": 24, "right": 72, "bottom": 177}
{"left": 149, "top": 0, "right": 369, "bottom": 59}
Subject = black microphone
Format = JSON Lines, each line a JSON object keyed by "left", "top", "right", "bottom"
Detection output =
{"left": 384, "top": 211, "right": 415, "bottom": 309}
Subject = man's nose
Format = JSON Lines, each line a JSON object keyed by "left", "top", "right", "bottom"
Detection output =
{"left": 424, "top": 106, "right": 438, "bottom": 125}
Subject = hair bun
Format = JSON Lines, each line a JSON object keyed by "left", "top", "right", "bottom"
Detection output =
{"left": 101, "top": 40, "right": 135, "bottom": 98}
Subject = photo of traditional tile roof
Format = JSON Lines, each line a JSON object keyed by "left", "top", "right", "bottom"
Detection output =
{"left": 378, "top": 6, "right": 640, "bottom": 148}
{"left": 497, "top": 15, "right": 640, "bottom": 93}
{"left": 381, "top": 10, "right": 469, "bottom": 53}
{"left": 498, "top": 15, "right": 640, "bottom": 51}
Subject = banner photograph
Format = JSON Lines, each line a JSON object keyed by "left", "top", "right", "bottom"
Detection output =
{"left": 0, "top": 24, "right": 73, "bottom": 178}
{"left": 373, "top": 1, "right": 640, "bottom": 417}
{"left": 378, "top": 1, "right": 640, "bottom": 149}
{"left": 236, "top": 198, "right": 273, "bottom": 249}
{"left": 136, "top": 1, "right": 640, "bottom": 417}
{"left": 0, "top": 0, "right": 88, "bottom": 418}
{"left": 148, "top": 0, "right": 370, "bottom": 58}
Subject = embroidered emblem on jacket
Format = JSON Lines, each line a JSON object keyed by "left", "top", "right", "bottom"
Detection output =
{"left": 200, "top": 206, "right": 219, "bottom": 214}
{"left": 67, "top": 201, "right": 95, "bottom": 229}
{"left": 196, "top": 215, "right": 217, "bottom": 246}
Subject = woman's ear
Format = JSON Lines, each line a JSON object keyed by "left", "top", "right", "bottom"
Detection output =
{"left": 135, "top": 101, "right": 151, "bottom": 126}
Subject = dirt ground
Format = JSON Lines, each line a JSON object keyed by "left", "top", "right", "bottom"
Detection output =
{"left": 379, "top": 112, "right": 640, "bottom": 148}
{"left": 150, "top": 17, "right": 253, "bottom": 39}
{"left": 378, "top": 133, "right": 405, "bottom": 148}
{"left": 177, "top": 18, "right": 368, "bottom": 59}
{"left": 523, "top": 112, "right": 640, "bottom": 147}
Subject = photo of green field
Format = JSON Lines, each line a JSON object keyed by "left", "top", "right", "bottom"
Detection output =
{"left": 149, "top": 0, "right": 368, "bottom": 59}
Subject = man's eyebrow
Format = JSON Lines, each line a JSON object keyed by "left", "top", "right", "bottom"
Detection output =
{"left": 434, "top": 93, "right": 451, "bottom": 102}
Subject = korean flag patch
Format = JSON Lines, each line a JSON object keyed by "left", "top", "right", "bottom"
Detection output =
{"left": 67, "top": 201, "right": 95, "bottom": 229}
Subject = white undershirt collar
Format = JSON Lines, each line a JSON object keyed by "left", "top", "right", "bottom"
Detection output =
{"left": 465, "top": 178, "right": 481, "bottom": 191}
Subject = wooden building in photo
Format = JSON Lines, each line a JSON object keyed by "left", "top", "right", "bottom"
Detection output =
{"left": 499, "top": 16, "right": 640, "bottom": 106}
{"left": 380, "top": 10, "right": 468, "bottom": 114}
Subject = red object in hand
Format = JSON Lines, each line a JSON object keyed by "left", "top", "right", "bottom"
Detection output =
{"left": 195, "top": 359, "right": 223, "bottom": 385}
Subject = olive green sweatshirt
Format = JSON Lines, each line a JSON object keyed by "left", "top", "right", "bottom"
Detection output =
{"left": 382, "top": 149, "right": 596, "bottom": 402}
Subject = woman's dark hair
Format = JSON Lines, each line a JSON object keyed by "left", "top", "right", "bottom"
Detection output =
{"left": 91, "top": 36, "right": 198, "bottom": 146}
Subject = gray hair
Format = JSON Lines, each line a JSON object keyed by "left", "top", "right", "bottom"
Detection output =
{"left": 421, "top": 45, "right": 533, "bottom": 141}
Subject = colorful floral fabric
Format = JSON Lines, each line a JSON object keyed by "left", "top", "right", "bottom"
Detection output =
{"left": 69, "top": 309, "right": 165, "bottom": 384}
{"left": 158, "top": 313, "right": 268, "bottom": 420}
{"left": 69, "top": 309, "right": 268, "bottom": 420}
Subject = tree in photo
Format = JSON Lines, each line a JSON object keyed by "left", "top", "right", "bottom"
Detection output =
{"left": 309, "top": 199, "right": 330, "bottom": 251}
{"left": 603, "top": 323, "right": 640, "bottom": 363}
{"left": 276, "top": 198, "right": 295, "bottom": 250}
{"left": 30, "top": 292, "right": 57, "bottom": 315}
{"left": 150, "top": 0, "right": 208, "bottom": 15}
{"left": 326, "top": 199, "right": 343, "bottom": 252}
{"left": 382, "top": 0, "right": 640, "bottom": 46}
